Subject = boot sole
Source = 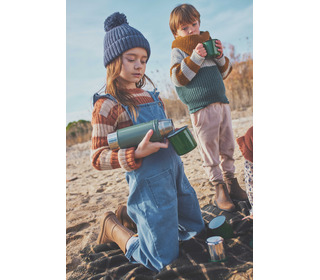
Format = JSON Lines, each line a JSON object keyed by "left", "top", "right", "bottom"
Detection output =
{"left": 214, "top": 200, "right": 236, "bottom": 212}
{"left": 230, "top": 195, "right": 249, "bottom": 202}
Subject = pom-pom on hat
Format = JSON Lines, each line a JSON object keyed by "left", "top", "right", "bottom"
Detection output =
{"left": 103, "top": 12, "right": 151, "bottom": 67}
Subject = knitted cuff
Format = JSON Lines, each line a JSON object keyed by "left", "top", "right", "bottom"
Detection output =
{"left": 190, "top": 50, "right": 205, "bottom": 66}
{"left": 118, "top": 147, "right": 142, "bottom": 171}
{"left": 213, "top": 54, "right": 226, "bottom": 67}
{"left": 217, "top": 56, "right": 232, "bottom": 79}
{"left": 110, "top": 150, "right": 121, "bottom": 169}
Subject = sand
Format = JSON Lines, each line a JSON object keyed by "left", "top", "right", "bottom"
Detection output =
{"left": 66, "top": 109, "right": 253, "bottom": 279}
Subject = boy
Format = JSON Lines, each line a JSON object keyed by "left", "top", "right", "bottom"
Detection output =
{"left": 169, "top": 4, "right": 247, "bottom": 211}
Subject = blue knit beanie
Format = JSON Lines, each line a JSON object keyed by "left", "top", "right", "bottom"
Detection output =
{"left": 103, "top": 12, "right": 151, "bottom": 67}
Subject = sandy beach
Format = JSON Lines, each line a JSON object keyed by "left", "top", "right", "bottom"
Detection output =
{"left": 66, "top": 108, "right": 252, "bottom": 279}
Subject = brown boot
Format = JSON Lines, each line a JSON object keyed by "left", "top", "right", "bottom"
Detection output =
{"left": 224, "top": 177, "right": 248, "bottom": 201}
{"left": 115, "top": 205, "right": 137, "bottom": 232}
{"left": 97, "top": 211, "right": 134, "bottom": 253}
{"left": 213, "top": 182, "right": 236, "bottom": 212}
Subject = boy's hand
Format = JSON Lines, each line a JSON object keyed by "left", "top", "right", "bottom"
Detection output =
{"left": 215, "top": 40, "right": 223, "bottom": 58}
{"left": 195, "top": 43, "right": 207, "bottom": 57}
{"left": 134, "top": 129, "right": 169, "bottom": 159}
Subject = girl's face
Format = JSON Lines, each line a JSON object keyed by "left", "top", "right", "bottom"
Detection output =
{"left": 175, "top": 20, "right": 200, "bottom": 38}
{"left": 118, "top": 47, "right": 148, "bottom": 89}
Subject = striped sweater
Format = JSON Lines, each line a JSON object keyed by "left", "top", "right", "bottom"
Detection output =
{"left": 90, "top": 88, "right": 165, "bottom": 172}
{"left": 170, "top": 31, "right": 232, "bottom": 113}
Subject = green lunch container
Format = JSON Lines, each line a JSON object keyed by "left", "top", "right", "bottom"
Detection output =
{"left": 208, "top": 215, "right": 234, "bottom": 240}
{"left": 203, "top": 39, "right": 221, "bottom": 58}
{"left": 167, "top": 126, "right": 197, "bottom": 156}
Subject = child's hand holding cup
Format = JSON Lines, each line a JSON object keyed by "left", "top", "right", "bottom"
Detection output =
{"left": 195, "top": 43, "right": 207, "bottom": 57}
{"left": 203, "top": 39, "right": 223, "bottom": 58}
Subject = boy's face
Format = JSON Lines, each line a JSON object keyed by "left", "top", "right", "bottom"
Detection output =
{"left": 175, "top": 20, "right": 200, "bottom": 38}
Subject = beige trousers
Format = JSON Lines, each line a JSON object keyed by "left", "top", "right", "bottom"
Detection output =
{"left": 191, "top": 103, "right": 235, "bottom": 182}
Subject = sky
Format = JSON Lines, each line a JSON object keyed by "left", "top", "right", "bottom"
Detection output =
{"left": 66, "top": 0, "right": 253, "bottom": 125}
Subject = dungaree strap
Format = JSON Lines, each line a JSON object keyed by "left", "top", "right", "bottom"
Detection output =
{"left": 147, "top": 88, "right": 160, "bottom": 102}
{"left": 105, "top": 93, "right": 136, "bottom": 120}
{"left": 104, "top": 93, "right": 118, "bottom": 103}
{"left": 92, "top": 93, "right": 120, "bottom": 106}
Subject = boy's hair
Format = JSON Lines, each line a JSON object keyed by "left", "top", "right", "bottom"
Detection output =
{"left": 169, "top": 4, "right": 200, "bottom": 36}
{"left": 106, "top": 56, "right": 155, "bottom": 121}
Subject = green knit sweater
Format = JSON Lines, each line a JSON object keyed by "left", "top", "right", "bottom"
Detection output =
{"left": 170, "top": 31, "right": 232, "bottom": 113}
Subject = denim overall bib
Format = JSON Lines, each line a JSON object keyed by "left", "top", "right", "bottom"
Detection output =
{"left": 105, "top": 90, "right": 205, "bottom": 272}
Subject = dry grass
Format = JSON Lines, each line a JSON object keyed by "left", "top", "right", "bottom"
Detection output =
{"left": 225, "top": 54, "right": 253, "bottom": 111}
{"left": 162, "top": 89, "right": 189, "bottom": 119}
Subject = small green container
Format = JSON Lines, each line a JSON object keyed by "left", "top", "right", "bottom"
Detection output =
{"left": 167, "top": 126, "right": 197, "bottom": 156}
{"left": 208, "top": 215, "right": 234, "bottom": 239}
{"left": 203, "top": 39, "right": 221, "bottom": 58}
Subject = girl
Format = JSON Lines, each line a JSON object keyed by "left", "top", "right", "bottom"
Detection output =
{"left": 91, "top": 12, "right": 205, "bottom": 272}
{"left": 237, "top": 126, "right": 253, "bottom": 220}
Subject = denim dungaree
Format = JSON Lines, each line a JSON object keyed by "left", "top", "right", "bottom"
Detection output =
{"left": 105, "top": 90, "right": 205, "bottom": 272}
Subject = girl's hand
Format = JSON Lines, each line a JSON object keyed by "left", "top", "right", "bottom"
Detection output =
{"left": 134, "top": 129, "right": 169, "bottom": 159}
{"left": 195, "top": 43, "right": 207, "bottom": 57}
{"left": 242, "top": 214, "right": 253, "bottom": 220}
{"left": 215, "top": 40, "right": 223, "bottom": 58}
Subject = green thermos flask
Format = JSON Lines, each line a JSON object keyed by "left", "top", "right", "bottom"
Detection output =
{"left": 108, "top": 119, "right": 174, "bottom": 150}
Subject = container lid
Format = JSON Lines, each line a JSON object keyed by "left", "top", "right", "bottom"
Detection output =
{"left": 167, "top": 126, "right": 187, "bottom": 138}
{"left": 158, "top": 119, "right": 174, "bottom": 136}
{"left": 208, "top": 215, "right": 226, "bottom": 230}
{"left": 206, "top": 236, "right": 224, "bottom": 244}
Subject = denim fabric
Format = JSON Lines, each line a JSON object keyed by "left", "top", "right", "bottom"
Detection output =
{"left": 106, "top": 90, "right": 205, "bottom": 272}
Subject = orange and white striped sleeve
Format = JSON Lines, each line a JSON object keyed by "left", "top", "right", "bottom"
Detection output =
{"left": 90, "top": 98, "right": 142, "bottom": 172}
{"left": 170, "top": 48, "right": 205, "bottom": 87}
{"left": 214, "top": 55, "right": 233, "bottom": 80}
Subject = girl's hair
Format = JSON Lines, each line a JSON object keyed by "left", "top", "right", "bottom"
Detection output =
{"left": 169, "top": 4, "right": 200, "bottom": 36}
{"left": 106, "top": 55, "right": 155, "bottom": 121}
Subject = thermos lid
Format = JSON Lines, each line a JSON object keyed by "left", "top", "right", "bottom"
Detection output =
{"left": 206, "top": 236, "right": 224, "bottom": 245}
{"left": 208, "top": 215, "right": 226, "bottom": 230}
{"left": 158, "top": 119, "right": 174, "bottom": 136}
{"left": 107, "top": 132, "right": 119, "bottom": 149}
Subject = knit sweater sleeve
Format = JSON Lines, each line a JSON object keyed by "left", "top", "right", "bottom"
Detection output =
{"left": 170, "top": 48, "right": 205, "bottom": 87}
{"left": 90, "top": 98, "right": 142, "bottom": 172}
{"left": 214, "top": 55, "right": 233, "bottom": 79}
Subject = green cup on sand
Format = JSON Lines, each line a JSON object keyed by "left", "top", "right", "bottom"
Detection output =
{"left": 208, "top": 215, "right": 233, "bottom": 239}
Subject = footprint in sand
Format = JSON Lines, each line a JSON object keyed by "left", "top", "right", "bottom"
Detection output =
{"left": 66, "top": 222, "right": 90, "bottom": 234}
{"left": 66, "top": 234, "right": 83, "bottom": 245}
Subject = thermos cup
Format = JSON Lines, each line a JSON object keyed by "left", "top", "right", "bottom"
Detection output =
{"left": 208, "top": 215, "right": 234, "bottom": 239}
{"left": 167, "top": 126, "right": 197, "bottom": 155}
{"left": 203, "top": 39, "right": 221, "bottom": 58}
{"left": 206, "top": 236, "right": 227, "bottom": 262}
